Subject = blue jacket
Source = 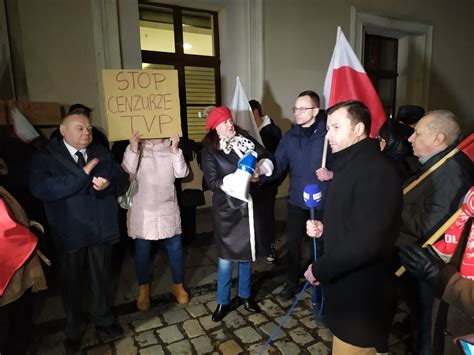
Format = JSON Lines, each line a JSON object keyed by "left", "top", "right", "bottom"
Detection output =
{"left": 29, "top": 138, "right": 128, "bottom": 251}
{"left": 268, "top": 110, "right": 331, "bottom": 210}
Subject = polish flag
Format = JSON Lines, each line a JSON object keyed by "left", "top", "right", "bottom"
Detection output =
{"left": 230, "top": 77, "right": 263, "bottom": 145}
{"left": 323, "top": 27, "right": 386, "bottom": 138}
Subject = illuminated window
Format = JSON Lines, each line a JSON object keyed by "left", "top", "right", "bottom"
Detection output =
{"left": 139, "top": 4, "right": 220, "bottom": 141}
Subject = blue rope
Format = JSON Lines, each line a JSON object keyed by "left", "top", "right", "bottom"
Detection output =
{"left": 258, "top": 238, "right": 324, "bottom": 354}
{"left": 258, "top": 281, "right": 310, "bottom": 355}
{"left": 312, "top": 238, "right": 324, "bottom": 318}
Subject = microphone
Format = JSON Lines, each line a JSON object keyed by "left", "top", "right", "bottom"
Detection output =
{"left": 303, "top": 184, "right": 322, "bottom": 220}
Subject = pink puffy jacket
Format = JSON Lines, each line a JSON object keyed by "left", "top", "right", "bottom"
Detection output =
{"left": 122, "top": 140, "right": 189, "bottom": 240}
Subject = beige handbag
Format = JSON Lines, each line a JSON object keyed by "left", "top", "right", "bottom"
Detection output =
{"left": 117, "top": 147, "right": 142, "bottom": 209}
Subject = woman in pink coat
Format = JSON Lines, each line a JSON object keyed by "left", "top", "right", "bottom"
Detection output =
{"left": 122, "top": 132, "right": 189, "bottom": 310}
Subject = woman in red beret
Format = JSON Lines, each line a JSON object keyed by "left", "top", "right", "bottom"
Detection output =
{"left": 201, "top": 106, "right": 276, "bottom": 321}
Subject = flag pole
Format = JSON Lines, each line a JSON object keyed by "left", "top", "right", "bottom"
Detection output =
{"left": 395, "top": 207, "right": 463, "bottom": 277}
{"left": 321, "top": 137, "right": 328, "bottom": 168}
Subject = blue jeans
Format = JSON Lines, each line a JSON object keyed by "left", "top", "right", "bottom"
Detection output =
{"left": 134, "top": 235, "right": 183, "bottom": 285}
{"left": 216, "top": 258, "right": 252, "bottom": 305}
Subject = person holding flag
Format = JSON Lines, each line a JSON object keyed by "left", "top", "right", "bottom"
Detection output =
{"left": 399, "top": 187, "right": 474, "bottom": 355}
{"left": 306, "top": 100, "right": 402, "bottom": 354}
{"left": 396, "top": 110, "right": 473, "bottom": 355}
{"left": 262, "top": 90, "right": 332, "bottom": 301}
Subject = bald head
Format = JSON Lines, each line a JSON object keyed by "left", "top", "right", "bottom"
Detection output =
{"left": 409, "top": 110, "right": 461, "bottom": 158}
{"left": 423, "top": 110, "right": 461, "bottom": 145}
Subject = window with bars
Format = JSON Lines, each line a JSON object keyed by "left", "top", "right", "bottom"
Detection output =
{"left": 139, "top": 3, "right": 220, "bottom": 141}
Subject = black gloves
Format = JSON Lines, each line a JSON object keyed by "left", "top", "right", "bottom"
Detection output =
{"left": 399, "top": 244, "right": 445, "bottom": 287}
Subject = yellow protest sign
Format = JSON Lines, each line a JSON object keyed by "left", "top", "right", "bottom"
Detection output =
{"left": 102, "top": 69, "right": 182, "bottom": 141}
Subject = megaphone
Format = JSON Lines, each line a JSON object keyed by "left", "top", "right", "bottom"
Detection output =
{"left": 221, "top": 150, "right": 257, "bottom": 202}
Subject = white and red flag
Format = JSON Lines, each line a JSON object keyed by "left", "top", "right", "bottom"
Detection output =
{"left": 323, "top": 27, "right": 386, "bottom": 138}
{"left": 230, "top": 77, "right": 263, "bottom": 145}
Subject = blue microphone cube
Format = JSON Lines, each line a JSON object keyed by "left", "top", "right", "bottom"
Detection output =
{"left": 303, "top": 184, "right": 322, "bottom": 208}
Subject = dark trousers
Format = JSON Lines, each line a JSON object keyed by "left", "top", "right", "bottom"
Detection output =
{"left": 405, "top": 276, "right": 434, "bottom": 355}
{"left": 286, "top": 203, "right": 322, "bottom": 287}
{"left": 0, "top": 292, "right": 32, "bottom": 355}
{"left": 60, "top": 243, "right": 115, "bottom": 340}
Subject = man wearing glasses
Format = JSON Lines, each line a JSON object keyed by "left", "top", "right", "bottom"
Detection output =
{"left": 263, "top": 90, "right": 332, "bottom": 300}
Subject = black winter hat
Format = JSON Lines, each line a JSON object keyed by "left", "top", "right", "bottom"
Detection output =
{"left": 396, "top": 105, "right": 425, "bottom": 126}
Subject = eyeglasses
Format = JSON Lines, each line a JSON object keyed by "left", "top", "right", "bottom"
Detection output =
{"left": 291, "top": 107, "right": 316, "bottom": 113}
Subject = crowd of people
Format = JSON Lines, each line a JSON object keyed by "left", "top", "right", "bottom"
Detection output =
{"left": 1, "top": 95, "right": 473, "bottom": 355}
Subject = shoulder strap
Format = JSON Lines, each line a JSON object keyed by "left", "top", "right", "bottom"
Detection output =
{"left": 136, "top": 144, "right": 143, "bottom": 171}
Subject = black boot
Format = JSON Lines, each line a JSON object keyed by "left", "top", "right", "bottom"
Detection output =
{"left": 278, "top": 282, "right": 298, "bottom": 301}
{"left": 239, "top": 297, "right": 261, "bottom": 313}
{"left": 212, "top": 304, "right": 231, "bottom": 322}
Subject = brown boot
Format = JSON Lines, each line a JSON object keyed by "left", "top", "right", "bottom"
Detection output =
{"left": 137, "top": 283, "right": 150, "bottom": 310}
{"left": 171, "top": 283, "right": 189, "bottom": 304}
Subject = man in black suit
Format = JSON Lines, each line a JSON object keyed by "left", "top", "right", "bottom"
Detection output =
{"left": 30, "top": 111, "right": 128, "bottom": 351}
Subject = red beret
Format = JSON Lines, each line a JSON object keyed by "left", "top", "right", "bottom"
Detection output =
{"left": 205, "top": 106, "right": 233, "bottom": 131}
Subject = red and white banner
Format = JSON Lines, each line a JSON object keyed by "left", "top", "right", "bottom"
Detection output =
{"left": 433, "top": 187, "right": 474, "bottom": 280}
{"left": 323, "top": 27, "right": 386, "bottom": 138}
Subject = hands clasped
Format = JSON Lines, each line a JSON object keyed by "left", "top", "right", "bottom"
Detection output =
{"left": 82, "top": 158, "right": 110, "bottom": 191}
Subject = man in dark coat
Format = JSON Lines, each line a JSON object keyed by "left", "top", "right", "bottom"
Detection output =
{"left": 397, "top": 110, "right": 473, "bottom": 355}
{"left": 249, "top": 99, "right": 282, "bottom": 263}
{"left": 263, "top": 90, "right": 332, "bottom": 300}
{"left": 400, "top": 197, "right": 474, "bottom": 355}
{"left": 29, "top": 112, "right": 128, "bottom": 350}
{"left": 399, "top": 110, "right": 473, "bottom": 246}
{"left": 306, "top": 100, "right": 402, "bottom": 354}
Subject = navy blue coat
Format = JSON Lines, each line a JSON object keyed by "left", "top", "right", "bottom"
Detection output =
{"left": 266, "top": 110, "right": 331, "bottom": 210}
{"left": 29, "top": 138, "right": 128, "bottom": 251}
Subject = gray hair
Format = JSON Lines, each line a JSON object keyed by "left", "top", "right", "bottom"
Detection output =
{"left": 424, "top": 110, "right": 461, "bottom": 145}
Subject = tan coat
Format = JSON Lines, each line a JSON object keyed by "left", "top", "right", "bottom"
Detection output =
{"left": 122, "top": 140, "right": 188, "bottom": 240}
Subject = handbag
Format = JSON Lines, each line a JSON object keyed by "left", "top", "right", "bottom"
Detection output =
{"left": 117, "top": 179, "right": 138, "bottom": 209}
{"left": 117, "top": 146, "right": 142, "bottom": 209}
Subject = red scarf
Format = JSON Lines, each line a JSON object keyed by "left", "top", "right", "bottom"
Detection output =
{"left": 433, "top": 187, "right": 474, "bottom": 280}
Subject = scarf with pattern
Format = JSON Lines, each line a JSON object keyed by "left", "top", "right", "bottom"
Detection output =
{"left": 219, "top": 133, "right": 255, "bottom": 157}
{"left": 433, "top": 187, "right": 474, "bottom": 280}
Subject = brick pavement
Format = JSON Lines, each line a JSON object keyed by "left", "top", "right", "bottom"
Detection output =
{"left": 29, "top": 216, "right": 411, "bottom": 354}
{"left": 31, "top": 267, "right": 411, "bottom": 354}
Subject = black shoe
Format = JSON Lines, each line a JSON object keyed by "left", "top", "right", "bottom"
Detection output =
{"left": 96, "top": 322, "right": 124, "bottom": 338}
{"left": 239, "top": 297, "right": 261, "bottom": 313}
{"left": 64, "top": 337, "right": 82, "bottom": 352}
{"left": 266, "top": 243, "right": 277, "bottom": 264}
{"left": 279, "top": 283, "right": 297, "bottom": 301}
{"left": 212, "top": 304, "right": 231, "bottom": 322}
